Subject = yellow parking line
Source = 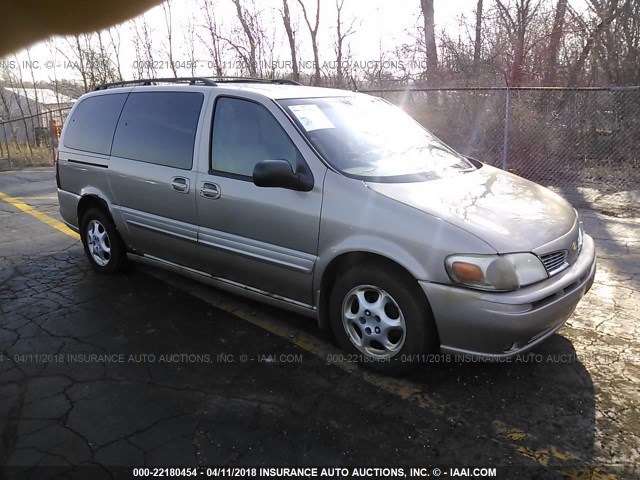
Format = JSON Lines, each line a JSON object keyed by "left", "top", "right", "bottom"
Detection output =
{"left": 0, "top": 191, "right": 79, "bottom": 239}
{"left": 0, "top": 192, "right": 617, "bottom": 477}
{"left": 15, "top": 195, "right": 58, "bottom": 201}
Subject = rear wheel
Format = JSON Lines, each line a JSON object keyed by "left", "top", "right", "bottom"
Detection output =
{"left": 80, "top": 208, "right": 128, "bottom": 273}
{"left": 329, "top": 263, "right": 438, "bottom": 374}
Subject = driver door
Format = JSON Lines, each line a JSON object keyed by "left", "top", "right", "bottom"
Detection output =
{"left": 196, "top": 96, "right": 323, "bottom": 306}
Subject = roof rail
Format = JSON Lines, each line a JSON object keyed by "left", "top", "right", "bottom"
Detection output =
{"left": 94, "top": 77, "right": 217, "bottom": 90}
{"left": 94, "top": 76, "right": 301, "bottom": 91}
{"left": 95, "top": 77, "right": 216, "bottom": 90}
{"left": 205, "top": 76, "right": 301, "bottom": 85}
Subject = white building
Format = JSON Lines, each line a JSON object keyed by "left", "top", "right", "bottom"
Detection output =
{"left": 0, "top": 87, "right": 76, "bottom": 145}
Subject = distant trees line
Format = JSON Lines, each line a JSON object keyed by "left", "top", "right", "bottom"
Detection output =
{"left": 1, "top": 0, "right": 639, "bottom": 93}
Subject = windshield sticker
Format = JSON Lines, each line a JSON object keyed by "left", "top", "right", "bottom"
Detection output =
{"left": 288, "top": 104, "right": 335, "bottom": 131}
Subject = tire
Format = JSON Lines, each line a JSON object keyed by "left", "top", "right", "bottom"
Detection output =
{"left": 80, "top": 208, "right": 129, "bottom": 273}
{"left": 329, "top": 263, "right": 437, "bottom": 374}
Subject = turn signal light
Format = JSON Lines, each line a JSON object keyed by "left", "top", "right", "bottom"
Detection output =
{"left": 451, "top": 262, "right": 484, "bottom": 282}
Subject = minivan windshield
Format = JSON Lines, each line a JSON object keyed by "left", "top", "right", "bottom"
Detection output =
{"left": 279, "top": 96, "right": 476, "bottom": 181}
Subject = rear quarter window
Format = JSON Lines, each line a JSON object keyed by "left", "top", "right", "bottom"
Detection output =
{"left": 111, "top": 91, "right": 204, "bottom": 170}
{"left": 63, "top": 93, "right": 128, "bottom": 155}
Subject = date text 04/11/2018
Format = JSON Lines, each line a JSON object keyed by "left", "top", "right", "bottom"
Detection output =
{"left": 202, "top": 467, "right": 407, "bottom": 477}
{"left": 130, "top": 466, "right": 499, "bottom": 477}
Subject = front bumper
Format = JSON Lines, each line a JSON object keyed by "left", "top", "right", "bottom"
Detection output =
{"left": 420, "top": 234, "right": 597, "bottom": 358}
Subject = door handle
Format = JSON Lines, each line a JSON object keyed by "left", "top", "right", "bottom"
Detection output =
{"left": 200, "top": 182, "right": 221, "bottom": 199}
{"left": 171, "top": 177, "right": 190, "bottom": 193}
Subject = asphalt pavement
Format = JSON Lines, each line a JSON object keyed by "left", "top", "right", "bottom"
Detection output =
{"left": 0, "top": 168, "right": 638, "bottom": 479}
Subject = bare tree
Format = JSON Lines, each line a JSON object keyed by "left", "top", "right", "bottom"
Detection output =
{"left": 231, "top": 0, "right": 258, "bottom": 76}
{"left": 296, "top": 0, "right": 321, "bottom": 85}
{"left": 107, "top": 27, "right": 124, "bottom": 81}
{"left": 131, "top": 23, "right": 146, "bottom": 80}
{"left": 162, "top": 1, "right": 179, "bottom": 77}
{"left": 494, "top": 0, "right": 542, "bottom": 86}
{"left": 255, "top": 10, "right": 278, "bottom": 78}
{"left": 200, "top": 0, "right": 225, "bottom": 77}
{"left": 565, "top": 0, "right": 622, "bottom": 88}
{"left": 65, "top": 35, "right": 89, "bottom": 92}
{"left": 3, "top": 62, "right": 34, "bottom": 156}
{"left": 419, "top": 0, "right": 438, "bottom": 82}
{"left": 7, "top": 0, "right": 639, "bottom": 92}
{"left": 184, "top": 15, "right": 198, "bottom": 77}
{"left": 219, "top": 0, "right": 278, "bottom": 78}
{"left": 474, "top": 0, "right": 484, "bottom": 73}
{"left": 282, "top": 0, "right": 300, "bottom": 82}
{"left": 57, "top": 33, "right": 120, "bottom": 90}
{"left": 132, "top": 17, "right": 157, "bottom": 79}
{"left": 93, "top": 31, "right": 122, "bottom": 85}
{"left": 617, "top": 0, "right": 640, "bottom": 84}
{"left": 46, "top": 40, "right": 63, "bottom": 103}
{"left": 334, "top": 0, "right": 357, "bottom": 88}
{"left": 544, "top": 0, "right": 568, "bottom": 85}
{"left": 0, "top": 81, "right": 26, "bottom": 161}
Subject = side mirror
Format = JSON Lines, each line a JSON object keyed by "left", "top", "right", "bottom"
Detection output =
{"left": 253, "top": 159, "right": 313, "bottom": 192}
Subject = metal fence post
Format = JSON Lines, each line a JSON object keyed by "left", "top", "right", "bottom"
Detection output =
{"left": 1, "top": 123, "right": 12, "bottom": 169}
{"left": 502, "top": 86, "right": 510, "bottom": 171}
{"left": 360, "top": 85, "right": 637, "bottom": 197}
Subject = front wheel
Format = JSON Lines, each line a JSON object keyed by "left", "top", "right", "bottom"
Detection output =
{"left": 80, "top": 208, "right": 128, "bottom": 273}
{"left": 329, "top": 264, "right": 437, "bottom": 374}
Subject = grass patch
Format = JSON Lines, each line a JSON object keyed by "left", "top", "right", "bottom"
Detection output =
{"left": 0, "top": 145, "right": 54, "bottom": 169}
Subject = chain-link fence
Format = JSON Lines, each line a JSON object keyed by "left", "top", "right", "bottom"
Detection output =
{"left": 365, "top": 86, "right": 640, "bottom": 216}
{"left": 1, "top": 88, "right": 638, "bottom": 215}
{"left": 0, "top": 107, "right": 71, "bottom": 170}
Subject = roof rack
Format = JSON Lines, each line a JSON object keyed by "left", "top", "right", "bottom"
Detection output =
{"left": 94, "top": 77, "right": 217, "bottom": 90}
{"left": 207, "top": 76, "right": 301, "bottom": 86}
{"left": 94, "top": 76, "right": 301, "bottom": 91}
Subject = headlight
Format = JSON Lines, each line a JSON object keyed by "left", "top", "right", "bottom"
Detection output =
{"left": 445, "top": 253, "right": 548, "bottom": 292}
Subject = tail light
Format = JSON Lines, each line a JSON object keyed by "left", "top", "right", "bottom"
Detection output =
{"left": 55, "top": 150, "right": 61, "bottom": 188}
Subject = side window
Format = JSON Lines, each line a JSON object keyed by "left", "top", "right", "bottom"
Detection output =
{"left": 112, "top": 92, "right": 203, "bottom": 170}
{"left": 211, "top": 97, "right": 300, "bottom": 177}
{"left": 63, "top": 93, "right": 127, "bottom": 155}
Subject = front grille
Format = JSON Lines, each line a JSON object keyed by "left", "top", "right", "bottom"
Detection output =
{"left": 540, "top": 250, "right": 568, "bottom": 275}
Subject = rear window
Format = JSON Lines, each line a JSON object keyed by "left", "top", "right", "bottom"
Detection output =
{"left": 112, "top": 92, "right": 204, "bottom": 170}
{"left": 63, "top": 93, "right": 128, "bottom": 155}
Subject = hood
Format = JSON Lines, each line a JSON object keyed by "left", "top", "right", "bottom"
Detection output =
{"left": 366, "top": 165, "right": 576, "bottom": 253}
